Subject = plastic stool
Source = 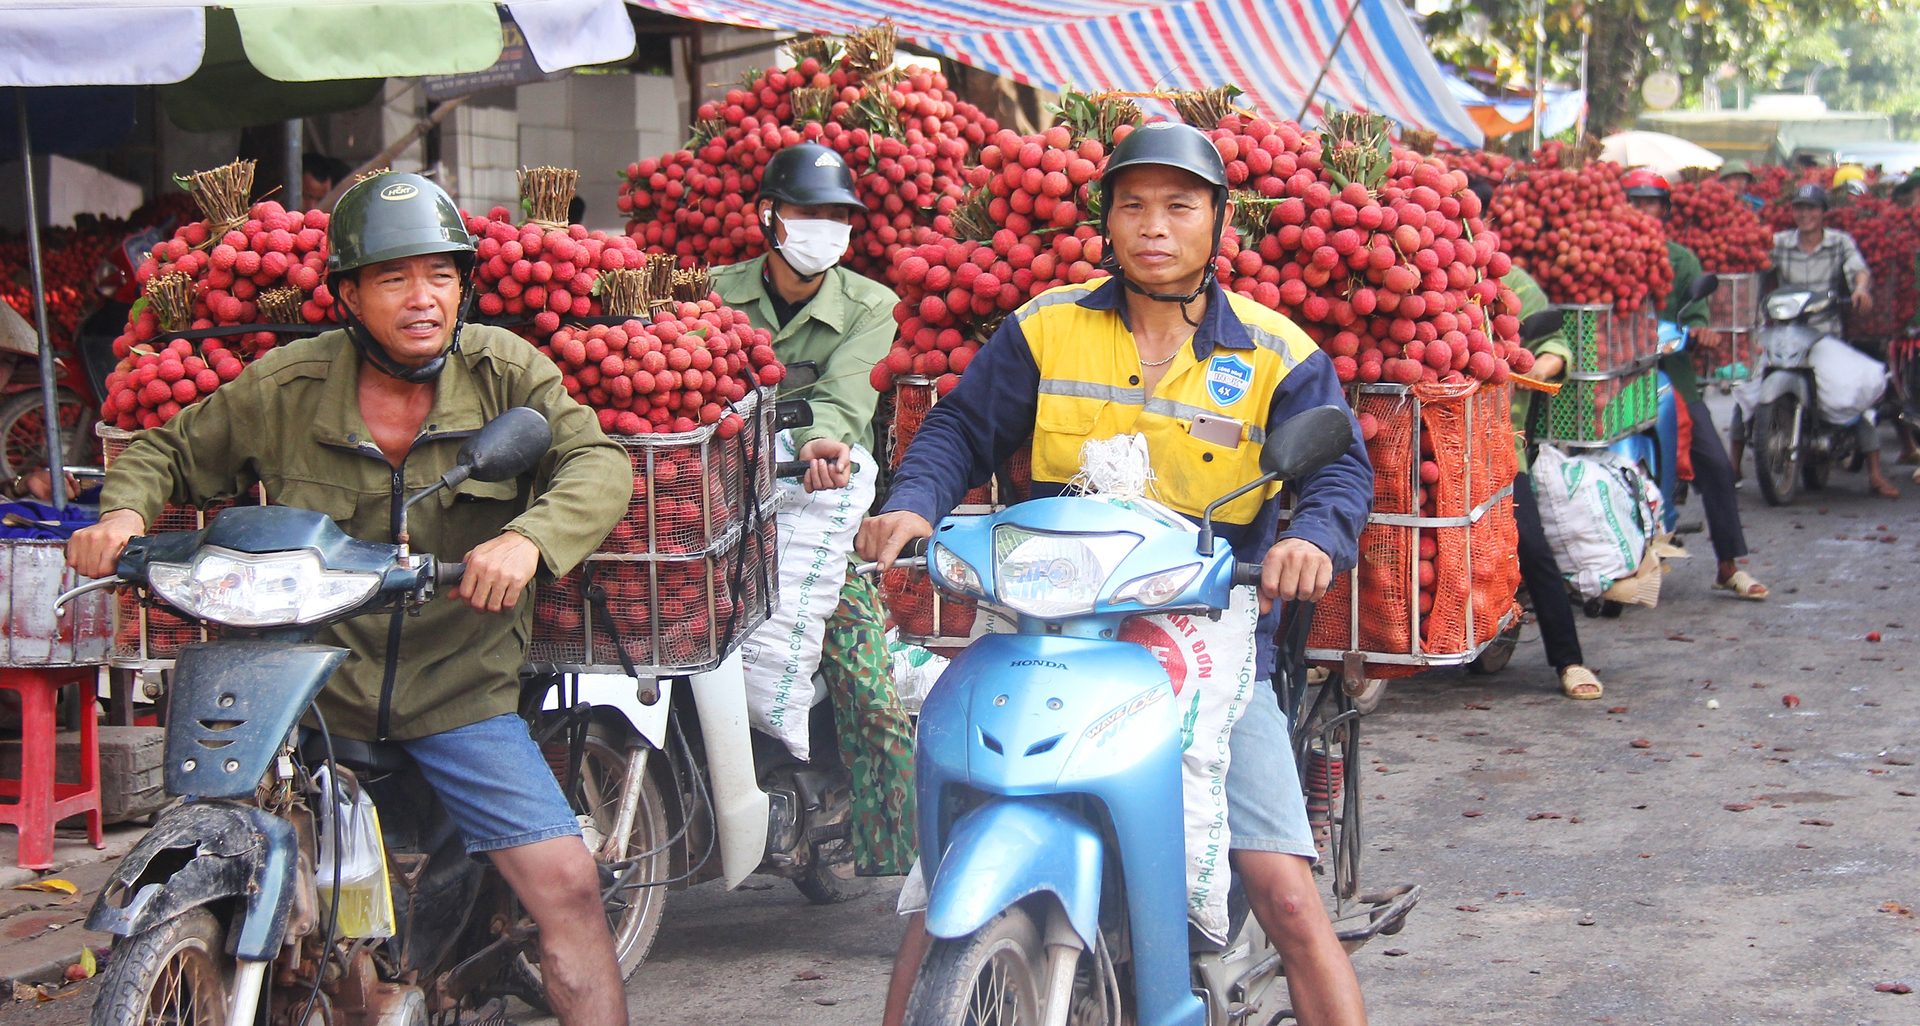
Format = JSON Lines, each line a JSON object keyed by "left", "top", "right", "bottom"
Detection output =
{"left": 0, "top": 668, "right": 103, "bottom": 869}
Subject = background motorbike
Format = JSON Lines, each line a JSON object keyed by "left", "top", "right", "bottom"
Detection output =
{"left": 1749, "top": 287, "right": 1863, "bottom": 505}
{"left": 893, "top": 405, "right": 1418, "bottom": 1026}
{"left": 65, "top": 408, "right": 569, "bottom": 1026}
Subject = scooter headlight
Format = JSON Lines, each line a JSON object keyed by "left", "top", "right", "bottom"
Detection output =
{"left": 931, "top": 543, "right": 985, "bottom": 599}
{"left": 1766, "top": 291, "right": 1813, "bottom": 321}
{"left": 992, "top": 528, "right": 1139, "bottom": 618}
{"left": 1110, "top": 563, "right": 1203, "bottom": 608}
{"left": 147, "top": 547, "right": 382, "bottom": 627}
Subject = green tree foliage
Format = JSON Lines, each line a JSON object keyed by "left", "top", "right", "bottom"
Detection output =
{"left": 1421, "top": 0, "right": 1909, "bottom": 136}
{"left": 1771, "top": 15, "right": 1920, "bottom": 137}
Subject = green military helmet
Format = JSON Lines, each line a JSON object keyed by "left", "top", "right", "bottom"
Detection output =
{"left": 758, "top": 143, "right": 863, "bottom": 210}
{"left": 1099, "top": 121, "right": 1229, "bottom": 228}
{"left": 326, "top": 171, "right": 475, "bottom": 284}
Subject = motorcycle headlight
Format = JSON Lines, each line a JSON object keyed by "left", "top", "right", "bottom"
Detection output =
{"left": 1766, "top": 292, "right": 1812, "bottom": 321}
{"left": 1110, "top": 563, "right": 1203, "bottom": 608}
{"left": 992, "top": 528, "right": 1139, "bottom": 618}
{"left": 147, "top": 547, "right": 382, "bottom": 628}
{"left": 931, "top": 542, "right": 985, "bottom": 599}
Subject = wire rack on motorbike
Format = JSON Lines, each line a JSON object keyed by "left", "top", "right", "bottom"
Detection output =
{"left": 882, "top": 375, "right": 1034, "bottom": 647}
{"left": 1699, "top": 272, "right": 1761, "bottom": 383}
{"left": 527, "top": 386, "right": 781, "bottom": 676}
{"left": 1291, "top": 380, "right": 1522, "bottom": 680}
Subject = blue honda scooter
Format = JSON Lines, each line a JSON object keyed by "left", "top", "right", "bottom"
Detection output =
{"left": 890, "top": 406, "right": 1418, "bottom": 1026}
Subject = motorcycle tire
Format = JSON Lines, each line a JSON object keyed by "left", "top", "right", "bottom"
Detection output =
{"left": 904, "top": 905, "right": 1047, "bottom": 1026}
{"left": 792, "top": 789, "right": 874, "bottom": 906}
{"left": 1802, "top": 447, "right": 1832, "bottom": 492}
{"left": 89, "top": 907, "right": 232, "bottom": 1026}
{"left": 1751, "top": 395, "right": 1801, "bottom": 506}
{"left": 0, "top": 387, "right": 95, "bottom": 481}
{"left": 537, "top": 722, "right": 672, "bottom": 980}
{"left": 1467, "top": 628, "right": 1520, "bottom": 675}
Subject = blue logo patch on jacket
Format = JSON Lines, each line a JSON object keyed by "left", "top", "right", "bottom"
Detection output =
{"left": 1206, "top": 354, "right": 1254, "bottom": 406}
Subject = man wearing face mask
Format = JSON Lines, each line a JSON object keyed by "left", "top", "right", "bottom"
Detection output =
{"left": 709, "top": 144, "right": 917, "bottom": 878}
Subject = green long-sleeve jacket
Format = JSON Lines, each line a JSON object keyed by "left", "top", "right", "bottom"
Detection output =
{"left": 1504, "top": 268, "right": 1573, "bottom": 474}
{"left": 100, "top": 326, "right": 632, "bottom": 740}
{"left": 1659, "top": 240, "right": 1712, "bottom": 406}
{"left": 712, "top": 256, "right": 895, "bottom": 452}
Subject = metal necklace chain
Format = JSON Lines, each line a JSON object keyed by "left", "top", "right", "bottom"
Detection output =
{"left": 1138, "top": 346, "right": 1181, "bottom": 368}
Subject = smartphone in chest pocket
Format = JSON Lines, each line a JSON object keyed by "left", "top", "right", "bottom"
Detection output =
{"left": 1187, "top": 413, "right": 1245, "bottom": 448}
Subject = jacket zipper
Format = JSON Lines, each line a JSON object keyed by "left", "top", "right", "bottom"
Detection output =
{"left": 324, "top": 428, "right": 475, "bottom": 741}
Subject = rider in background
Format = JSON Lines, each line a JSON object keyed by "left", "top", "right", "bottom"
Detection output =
{"left": 1622, "top": 170, "right": 1769, "bottom": 600}
{"left": 1732, "top": 183, "right": 1899, "bottom": 498}
{"left": 861, "top": 121, "right": 1372, "bottom": 1026}
{"left": 709, "top": 143, "right": 917, "bottom": 877}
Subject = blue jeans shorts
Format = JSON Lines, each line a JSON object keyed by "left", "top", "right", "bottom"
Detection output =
{"left": 1223, "top": 679, "right": 1319, "bottom": 861}
{"left": 399, "top": 714, "right": 582, "bottom": 855}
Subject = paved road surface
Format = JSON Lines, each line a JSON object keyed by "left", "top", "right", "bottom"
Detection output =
{"left": 8, "top": 436, "right": 1916, "bottom": 1025}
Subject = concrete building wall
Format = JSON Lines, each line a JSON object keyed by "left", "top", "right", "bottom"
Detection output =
{"left": 446, "top": 104, "right": 521, "bottom": 218}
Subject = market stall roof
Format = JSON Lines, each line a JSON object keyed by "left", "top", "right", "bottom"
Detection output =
{"left": 1440, "top": 72, "right": 1583, "bottom": 141}
{"left": 1598, "top": 131, "right": 1723, "bottom": 178}
{"left": 0, "top": 0, "right": 637, "bottom": 87}
{"left": 628, "top": 0, "right": 1484, "bottom": 148}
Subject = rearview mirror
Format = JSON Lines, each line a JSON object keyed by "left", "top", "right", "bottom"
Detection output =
{"left": 453, "top": 407, "right": 552, "bottom": 484}
{"left": 1518, "top": 309, "right": 1565, "bottom": 343}
{"left": 1687, "top": 273, "right": 1720, "bottom": 305}
{"left": 1259, "top": 404, "right": 1356, "bottom": 482}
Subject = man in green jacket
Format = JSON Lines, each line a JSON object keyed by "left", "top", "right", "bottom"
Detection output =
{"left": 710, "top": 144, "right": 916, "bottom": 876}
{"left": 66, "top": 174, "right": 634, "bottom": 1025}
{"left": 1625, "top": 171, "right": 1768, "bottom": 601}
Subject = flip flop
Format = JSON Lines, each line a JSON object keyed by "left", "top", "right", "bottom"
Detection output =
{"left": 1560, "top": 665, "right": 1603, "bottom": 700}
{"left": 1714, "top": 570, "right": 1768, "bottom": 601}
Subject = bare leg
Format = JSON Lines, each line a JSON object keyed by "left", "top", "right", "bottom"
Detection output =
{"left": 490, "top": 836, "right": 628, "bottom": 1026}
{"left": 1867, "top": 450, "right": 1901, "bottom": 498}
{"left": 882, "top": 912, "right": 933, "bottom": 1026}
{"left": 1896, "top": 420, "right": 1919, "bottom": 464}
{"left": 1232, "top": 850, "right": 1366, "bottom": 1026}
{"left": 1728, "top": 437, "right": 1745, "bottom": 483}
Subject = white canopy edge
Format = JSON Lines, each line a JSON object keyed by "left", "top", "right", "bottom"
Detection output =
{"left": 0, "top": 0, "right": 636, "bottom": 87}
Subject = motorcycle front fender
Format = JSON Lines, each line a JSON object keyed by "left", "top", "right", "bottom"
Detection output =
{"left": 86, "top": 801, "right": 299, "bottom": 962}
{"left": 924, "top": 797, "right": 1103, "bottom": 950}
{"left": 1760, "top": 370, "right": 1809, "bottom": 408}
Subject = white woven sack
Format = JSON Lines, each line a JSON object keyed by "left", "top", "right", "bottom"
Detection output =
{"left": 1809, "top": 337, "right": 1887, "bottom": 427}
{"left": 1531, "top": 445, "right": 1656, "bottom": 600}
{"left": 739, "top": 430, "right": 876, "bottom": 759}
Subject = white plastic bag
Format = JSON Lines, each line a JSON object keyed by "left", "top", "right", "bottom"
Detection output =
{"left": 1809, "top": 337, "right": 1888, "bottom": 427}
{"left": 886, "top": 630, "right": 950, "bottom": 714}
{"left": 311, "top": 766, "right": 395, "bottom": 939}
{"left": 739, "top": 430, "right": 877, "bottom": 759}
{"left": 1531, "top": 445, "right": 1658, "bottom": 600}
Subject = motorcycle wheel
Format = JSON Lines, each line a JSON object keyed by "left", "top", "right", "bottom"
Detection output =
{"left": 89, "top": 907, "right": 231, "bottom": 1026}
{"left": 1802, "top": 446, "right": 1832, "bottom": 491}
{"left": 1467, "top": 624, "right": 1522, "bottom": 675}
{"left": 904, "top": 905, "right": 1046, "bottom": 1026}
{"left": 1293, "top": 676, "right": 1363, "bottom": 903}
{"left": 569, "top": 723, "right": 672, "bottom": 979}
{"left": 0, "top": 387, "right": 95, "bottom": 480}
{"left": 792, "top": 787, "right": 873, "bottom": 905}
{"left": 1751, "top": 395, "right": 1801, "bottom": 506}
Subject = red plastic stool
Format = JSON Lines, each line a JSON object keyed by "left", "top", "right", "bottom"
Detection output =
{"left": 0, "top": 668, "right": 103, "bottom": 870}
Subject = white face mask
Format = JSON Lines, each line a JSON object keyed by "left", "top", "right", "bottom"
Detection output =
{"left": 775, "top": 216, "right": 852, "bottom": 277}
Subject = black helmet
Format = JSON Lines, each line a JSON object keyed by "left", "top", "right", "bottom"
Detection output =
{"left": 327, "top": 172, "right": 476, "bottom": 383}
{"left": 1790, "top": 183, "right": 1830, "bottom": 209}
{"left": 1097, "top": 122, "right": 1230, "bottom": 321}
{"left": 759, "top": 144, "right": 863, "bottom": 210}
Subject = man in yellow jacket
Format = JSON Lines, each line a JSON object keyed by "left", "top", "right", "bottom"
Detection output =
{"left": 862, "top": 121, "right": 1373, "bottom": 1026}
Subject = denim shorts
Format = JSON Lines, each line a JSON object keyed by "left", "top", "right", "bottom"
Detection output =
{"left": 1224, "top": 680, "right": 1319, "bottom": 861}
{"left": 400, "top": 714, "right": 582, "bottom": 855}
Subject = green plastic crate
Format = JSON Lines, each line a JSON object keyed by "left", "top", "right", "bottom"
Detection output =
{"left": 1541, "top": 368, "right": 1658, "bottom": 444}
{"left": 1557, "top": 303, "right": 1655, "bottom": 374}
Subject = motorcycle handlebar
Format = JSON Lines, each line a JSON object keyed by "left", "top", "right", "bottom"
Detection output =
{"left": 852, "top": 537, "right": 928, "bottom": 578}
{"left": 435, "top": 561, "right": 466, "bottom": 588}
{"left": 1232, "top": 561, "right": 1263, "bottom": 588}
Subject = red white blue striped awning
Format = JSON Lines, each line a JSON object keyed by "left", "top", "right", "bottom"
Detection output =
{"left": 628, "top": 0, "right": 1483, "bottom": 148}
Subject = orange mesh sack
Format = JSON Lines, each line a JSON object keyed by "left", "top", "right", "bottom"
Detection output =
{"left": 1309, "top": 388, "right": 1416, "bottom": 658}
{"left": 890, "top": 379, "right": 936, "bottom": 470}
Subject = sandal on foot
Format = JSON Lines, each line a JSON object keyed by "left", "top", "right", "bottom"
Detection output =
{"left": 1560, "top": 665, "right": 1604, "bottom": 700}
{"left": 1714, "top": 570, "right": 1768, "bottom": 600}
